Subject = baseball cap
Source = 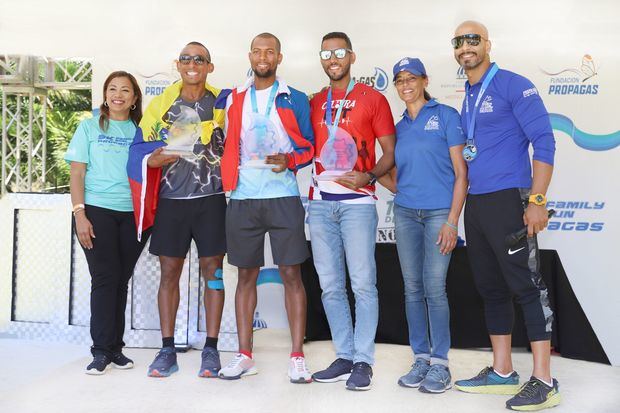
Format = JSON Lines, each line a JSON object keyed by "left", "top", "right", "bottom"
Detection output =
{"left": 392, "top": 57, "right": 427, "bottom": 80}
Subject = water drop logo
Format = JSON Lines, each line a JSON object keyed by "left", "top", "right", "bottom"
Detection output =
{"left": 353, "top": 67, "right": 389, "bottom": 93}
{"left": 550, "top": 113, "right": 620, "bottom": 151}
{"left": 373, "top": 67, "right": 388, "bottom": 92}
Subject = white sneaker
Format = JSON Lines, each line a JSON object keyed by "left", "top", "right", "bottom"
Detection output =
{"left": 288, "top": 356, "right": 312, "bottom": 384}
{"left": 218, "top": 353, "right": 258, "bottom": 380}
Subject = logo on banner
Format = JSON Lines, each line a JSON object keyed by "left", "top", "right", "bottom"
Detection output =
{"left": 439, "top": 67, "right": 467, "bottom": 100}
{"left": 547, "top": 200, "right": 605, "bottom": 232}
{"left": 541, "top": 54, "right": 599, "bottom": 95}
{"left": 550, "top": 113, "right": 620, "bottom": 151}
{"left": 137, "top": 67, "right": 179, "bottom": 96}
{"left": 353, "top": 67, "right": 389, "bottom": 93}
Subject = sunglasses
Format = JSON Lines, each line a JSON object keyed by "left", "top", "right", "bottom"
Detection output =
{"left": 178, "top": 55, "right": 210, "bottom": 65}
{"left": 319, "top": 48, "right": 352, "bottom": 60}
{"left": 451, "top": 34, "right": 485, "bottom": 49}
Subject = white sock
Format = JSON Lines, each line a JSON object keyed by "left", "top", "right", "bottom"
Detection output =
{"left": 535, "top": 376, "right": 554, "bottom": 387}
{"left": 493, "top": 368, "right": 514, "bottom": 378}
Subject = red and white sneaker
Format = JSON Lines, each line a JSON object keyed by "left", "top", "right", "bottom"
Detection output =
{"left": 218, "top": 353, "right": 257, "bottom": 380}
{"left": 288, "top": 356, "right": 312, "bottom": 384}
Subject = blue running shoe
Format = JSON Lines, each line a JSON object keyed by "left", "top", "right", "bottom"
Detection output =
{"left": 398, "top": 358, "right": 430, "bottom": 388}
{"left": 198, "top": 346, "right": 221, "bottom": 378}
{"left": 419, "top": 364, "right": 452, "bottom": 393}
{"left": 455, "top": 366, "right": 520, "bottom": 395}
{"left": 312, "top": 358, "right": 353, "bottom": 383}
{"left": 345, "top": 362, "right": 373, "bottom": 391}
{"left": 148, "top": 347, "right": 178, "bottom": 378}
{"left": 506, "top": 377, "right": 561, "bottom": 411}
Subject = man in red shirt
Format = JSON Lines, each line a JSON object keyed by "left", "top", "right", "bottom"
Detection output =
{"left": 308, "top": 32, "right": 395, "bottom": 391}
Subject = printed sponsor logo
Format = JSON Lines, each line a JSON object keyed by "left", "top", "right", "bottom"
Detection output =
{"left": 137, "top": 69, "right": 178, "bottom": 96}
{"left": 353, "top": 67, "right": 389, "bottom": 93}
{"left": 377, "top": 227, "right": 396, "bottom": 243}
{"left": 479, "top": 95, "right": 493, "bottom": 113}
{"left": 547, "top": 200, "right": 605, "bottom": 232}
{"left": 424, "top": 115, "right": 440, "bottom": 131}
{"left": 540, "top": 54, "right": 599, "bottom": 95}
{"left": 439, "top": 66, "right": 467, "bottom": 100}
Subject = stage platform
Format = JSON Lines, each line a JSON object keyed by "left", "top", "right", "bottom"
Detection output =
{"left": 1, "top": 329, "right": 617, "bottom": 413}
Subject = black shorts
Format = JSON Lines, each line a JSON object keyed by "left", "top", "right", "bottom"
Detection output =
{"left": 149, "top": 194, "right": 227, "bottom": 258}
{"left": 226, "top": 197, "right": 309, "bottom": 268}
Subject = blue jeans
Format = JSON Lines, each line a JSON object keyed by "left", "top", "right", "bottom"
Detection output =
{"left": 308, "top": 200, "right": 379, "bottom": 365}
{"left": 394, "top": 204, "right": 451, "bottom": 363}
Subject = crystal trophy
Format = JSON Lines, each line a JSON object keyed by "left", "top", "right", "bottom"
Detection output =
{"left": 316, "top": 127, "right": 358, "bottom": 180}
{"left": 162, "top": 106, "right": 201, "bottom": 158}
{"left": 240, "top": 114, "right": 281, "bottom": 169}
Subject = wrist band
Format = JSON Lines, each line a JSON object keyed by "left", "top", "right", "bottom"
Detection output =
{"left": 444, "top": 221, "right": 458, "bottom": 231}
{"left": 72, "top": 203, "right": 85, "bottom": 213}
{"left": 73, "top": 208, "right": 85, "bottom": 216}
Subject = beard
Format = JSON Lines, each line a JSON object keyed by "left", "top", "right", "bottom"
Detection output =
{"left": 253, "top": 66, "right": 276, "bottom": 78}
{"left": 458, "top": 52, "right": 484, "bottom": 70}
{"left": 324, "top": 64, "right": 351, "bottom": 82}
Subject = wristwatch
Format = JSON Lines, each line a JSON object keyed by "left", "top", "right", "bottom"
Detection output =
{"left": 528, "top": 193, "right": 547, "bottom": 206}
{"left": 366, "top": 172, "right": 377, "bottom": 185}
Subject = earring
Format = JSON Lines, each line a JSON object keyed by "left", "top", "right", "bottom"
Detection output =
{"left": 131, "top": 104, "right": 136, "bottom": 110}
{"left": 104, "top": 101, "right": 109, "bottom": 107}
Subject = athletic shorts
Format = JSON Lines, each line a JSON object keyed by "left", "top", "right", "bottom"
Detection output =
{"left": 149, "top": 194, "right": 226, "bottom": 258}
{"left": 226, "top": 196, "right": 309, "bottom": 268}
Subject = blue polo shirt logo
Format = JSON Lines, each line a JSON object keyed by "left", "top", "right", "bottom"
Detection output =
{"left": 424, "top": 115, "right": 440, "bottom": 131}
{"left": 479, "top": 95, "right": 494, "bottom": 113}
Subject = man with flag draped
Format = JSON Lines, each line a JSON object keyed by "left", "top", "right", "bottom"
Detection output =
{"left": 127, "top": 41, "right": 230, "bottom": 378}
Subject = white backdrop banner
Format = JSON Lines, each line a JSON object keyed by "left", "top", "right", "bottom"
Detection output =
{"left": 1, "top": 0, "right": 618, "bottom": 364}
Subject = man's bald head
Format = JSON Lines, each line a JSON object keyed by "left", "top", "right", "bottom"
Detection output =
{"left": 454, "top": 20, "right": 489, "bottom": 39}
{"left": 453, "top": 20, "right": 491, "bottom": 73}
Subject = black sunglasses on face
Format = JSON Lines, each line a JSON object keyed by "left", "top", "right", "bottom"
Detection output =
{"left": 178, "top": 55, "right": 210, "bottom": 65}
{"left": 451, "top": 34, "right": 485, "bottom": 49}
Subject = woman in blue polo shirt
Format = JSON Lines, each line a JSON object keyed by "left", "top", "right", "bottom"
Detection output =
{"left": 65, "top": 71, "right": 149, "bottom": 375}
{"left": 381, "top": 57, "right": 468, "bottom": 393}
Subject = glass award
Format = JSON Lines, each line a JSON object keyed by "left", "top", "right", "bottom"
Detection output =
{"left": 316, "top": 127, "right": 358, "bottom": 181}
{"left": 162, "top": 106, "right": 201, "bottom": 158}
{"left": 240, "top": 114, "right": 281, "bottom": 169}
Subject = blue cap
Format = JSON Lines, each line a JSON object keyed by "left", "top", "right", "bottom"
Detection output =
{"left": 392, "top": 57, "right": 426, "bottom": 80}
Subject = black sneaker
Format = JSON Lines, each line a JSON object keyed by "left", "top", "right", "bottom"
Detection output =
{"left": 312, "top": 358, "right": 353, "bottom": 383}
{"left": 346, "top": 362, "right": 373, "bottom": 391}
{"left": 86, "top": 354, "right": 111, "bottom": 375}
{"left": 111, "top": 352, "right": 134, "bottom": 369}
{"left": 506, "top": 377, "right": 561, "bottom": 411}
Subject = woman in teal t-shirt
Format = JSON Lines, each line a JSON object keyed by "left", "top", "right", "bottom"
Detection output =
{"left": 381, "top": 58, "right": 468, "bottom": 393}
{"left": 65, "top": 71, "right": 148, "bottom": 375}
